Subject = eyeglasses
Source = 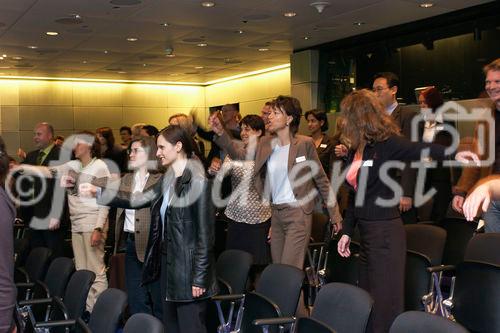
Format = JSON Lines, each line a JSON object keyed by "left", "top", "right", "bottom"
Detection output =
{"left": 127, "top": 148, "right": 146, "bottom": 155}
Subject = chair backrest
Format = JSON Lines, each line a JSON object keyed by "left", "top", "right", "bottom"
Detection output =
{"left": 440, "top": 218, "right": 477, "bottom": 265}
{"left": 296, "top": 317, "right": 336, "bottom": 333}
{"left": 405, "top": 224, "right": 446, "bottom": 266}
{"left": 216, "top": 249, "right": 253, "bottom": 294}
{"left": 452, "top": 261, "right": 500, "bottom": 333}
{"left": 389, "top": 311, "right": 469, "bottom": 333}
{"left": 43, "top": 257, "right": 75, "bottom": 298}
{"left": 464, "top": 233, "right": 500, "bottom": 265}
{"left": 88, "top": 288, "right": 127, "bottom": 333}
{"left": 25, "top": 247, "right": 52, "bottom": 282}
{"left": 326, "top": 240, "right": 360, "bottom": 286}
{"left": 256, "top": 264, "right": 304, "bottom": 317}
{"left": 124, "top": 313, "right": 164, "bottom": 333}
{"left": 241, "top": 293, "right": 282, "bottom": 333}
{"left": 405, "top": 250, "right": 432, "bottom": 311}
{"left": 312, "top": 283, "right": 373, "bottom": 333}
{"left": 63, "top": 270, "right": 96, "bottom": 319}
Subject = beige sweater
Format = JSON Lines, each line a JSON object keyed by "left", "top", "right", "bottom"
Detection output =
{"left": 55, "top": 158, "right": 110, "bottom": 233}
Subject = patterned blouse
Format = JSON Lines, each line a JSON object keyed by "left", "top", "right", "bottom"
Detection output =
{"left": 220, "top": 156, "right": 272, "bottom": 224}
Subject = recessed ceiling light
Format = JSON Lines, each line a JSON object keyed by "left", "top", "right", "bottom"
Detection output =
{"left": 419, "top": 2, "right": 434, "bottom": 8}
{"left": 127, "top": 37, "right": 138, "bottom": 41}
{"left": 258, "top": 48, "right": 269, "bottom": 52}
{"left": 0, "top": 57, "right": 3, "bottom": 60}
{"left": 303, "top": 36, "right": 310, "bottom": 40}
{"left": 28, "top": 45, "right": 38, "bottom": 49}
{"left": 2, "top": 54, "right": 6, "bottom": 57}
{"left": 143, "top": 63, "right": 147, "bottom": 67}
{"left": 353, "top": 22, "right": 365, "bottom": 26}
{"left": 104, "top": 50, "right": 109, "bottom": 54}
{"left": 161, "top": 22, "right": 169, "bottom": 27}
{"left": 201, "top": 1, "right": 215, "bottom": 7}
{"left": 195, "top": 66, "right": 204, "bottom": 69}
{"left": 12, "top": 56, "right": 23, "bottom": 60}
{"left": 283, "top": 12, "right": 297, "bottom": 17}
{"left": 235, "top": 30, "right": 244, "bottom": 34}
{"left": 82, "top": 60, "right": 88, "bottom": 64}
{"left": 46, "top": 31, "right": 59, "bottom": 36}
{"left": 118, "top": 71, "right": 127, "bottom": 74}
{"left": 197, "top": 43, "right": 208, "bottom": 47}
{"left": 165, "top": 54, "right": 176, "bottom": 58}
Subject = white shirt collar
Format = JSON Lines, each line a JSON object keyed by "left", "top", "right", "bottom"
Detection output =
{"left": 386, "top": 101, "right": 398, "bottom": 115}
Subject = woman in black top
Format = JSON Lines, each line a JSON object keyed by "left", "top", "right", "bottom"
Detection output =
{"left": 336, "top": 90, "right": 476, "bottom": 333}
{"left": 305, "top": 109, "right": 335, "bottom": 178}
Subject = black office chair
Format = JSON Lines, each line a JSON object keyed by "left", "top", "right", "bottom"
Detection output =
{"left": 124, "top": 313, "right": 164, "bottom": 333}
{"left": 439, "top": 218, "right": 477, "bottom": 266}
{"left": 15, "top": 247, "right": 52, "bottom": 285}
{"left": 311, "top": 283, "right": 373, "bottom": 333}
{"left": 447, "top": 261, "right": 500, "bottom": 332}
{"left": 464, "top": 233, "right": 500, "bottom": 265}
{"left": 405, "top": 224, "right": 446, "bottom": 266}
{"left": 389, "top": 311, "right": 469, "bottom": 333}
{"left": 214, "top": 263, "right": 304, "bottom": 333}
{"left": 326, "top": 240, "right": 360, "bottom": 286}
{"left": 76, "top": 288, "right": 128, "bottom": 333}
{"left": 404, "top": 225, "right": 446, "bottom": 311}
{"left": 254, "top": 282, "right": 373, "bottom": 333}
{"left": 216, "top": 249, "right": 253, "bottom": 294}
{"left": 208, "top": 249, "right": 253, "bottom": 332}
{"left": 22, "top": 270, "right": 95, "bottom": 331}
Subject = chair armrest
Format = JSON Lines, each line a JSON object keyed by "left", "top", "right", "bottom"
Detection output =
{"left": 18, "top": 297, "right": 53, "bottom": 307}
{"left": 34, "top": 319, "right": 76, "bottom": 329}
{"left": 76, "top": 318, "right": 92, "bottom": 333}
{"left": 52, "top": 297, "right": 70, "bottom": 320}
{"left": 16, "top": 267, "right": 30, "bottom": 282}
{"left": 212, "top": 294, "right": 245, "bottom": 302}
{"left": 16, "top": 282, "right": 35, "bottom": 289}
{"left": 253, "top": 317, "right": 296, "bottom": 326}
{"left": 427, "top": 265, "right": 456, "bottom": 273}
{"left": 217, "top": 277, "right": 233, "bottom": 295}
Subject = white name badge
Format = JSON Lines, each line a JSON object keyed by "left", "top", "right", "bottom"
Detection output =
{"left": 436, "top": 125, "right": 444, "bottom": 131}
{"left": 319, "top": 144, "right": 328, "bottom": 148}
{"left": 296, "top": 156, "right": 306, "bottom": 163}
{"left": 362, "top": 160, "right": 373, "bottom": 167}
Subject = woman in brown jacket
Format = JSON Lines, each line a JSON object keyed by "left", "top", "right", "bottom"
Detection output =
{"left": 210, "top": 96, "right": 342, "bottom": 269}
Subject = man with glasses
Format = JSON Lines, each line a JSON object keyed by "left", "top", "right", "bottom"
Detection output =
{"left": 373, "top": 72, "right": 418, "bottom": 223}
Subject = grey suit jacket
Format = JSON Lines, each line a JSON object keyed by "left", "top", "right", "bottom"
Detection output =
{"left": 110, "top": 172, "right": 162, "bottom": 262}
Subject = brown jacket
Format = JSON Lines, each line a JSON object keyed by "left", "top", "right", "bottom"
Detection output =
{"left": 215, "top": 132, "right": 342, "bottom": 224}
{"left": 454, "top": 106, "right": 496, "bottom": 196}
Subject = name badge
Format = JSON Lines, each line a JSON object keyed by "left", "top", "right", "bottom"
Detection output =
{"left": 319, "top": 144, "right": 328, "bottom": 148}
{"left": 362, "top": 160, "right": 373, "bottom": 167}
{"left": 296, "top": 156, "right": 306, "bottom": 163}
{"left": 436, "top": 125, "right": 444, "bottom": 131}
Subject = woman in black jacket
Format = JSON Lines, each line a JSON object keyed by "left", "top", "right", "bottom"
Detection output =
{"left": 336, "top": 90, "right": 476, "bottom": 333}
{"left": 84, "top": 125, "right": 217, "bottom": 333}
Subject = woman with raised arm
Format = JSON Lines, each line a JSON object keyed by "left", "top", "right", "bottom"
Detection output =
{"left": 336, "top": 89, "right": 478, "bottom": 333}
{"left": 210, "top": 96, "right": 342, "bottom": 270}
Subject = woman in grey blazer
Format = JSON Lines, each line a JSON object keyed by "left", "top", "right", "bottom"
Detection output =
{"left": 211, "top": 96, "right": 342, "bottom": 269}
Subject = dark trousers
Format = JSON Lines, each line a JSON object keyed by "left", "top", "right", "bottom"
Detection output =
{"left": 160, "top": 253, "right": 208, "bottom": 333}
{"left": 358, "top": 218, "right": 406, "bottom": 333}
{"left": 30, "top": 228, "right": 64, "bottom": 258}
{"left": 125, "top": 235, "right": 163, "bottom": 320}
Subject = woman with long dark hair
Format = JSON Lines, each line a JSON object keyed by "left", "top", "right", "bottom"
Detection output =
{"left": 96, "top": 127, "right": 126, "bottom": 174}
{"left": 82, "top": 125, "right": 217, "bottom": 333}
{"left": 336, "top": 89, "right": 477, "bottom": 333}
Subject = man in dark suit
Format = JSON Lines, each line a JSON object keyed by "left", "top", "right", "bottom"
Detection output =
{"left": 373, "top": 72, "right": 418, "bottom": 223}
{"left": 20, "top": 122, "right": 67, "bottom": 257}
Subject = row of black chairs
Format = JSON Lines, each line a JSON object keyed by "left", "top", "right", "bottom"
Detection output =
{"left": 13, "top": 246, "right": 164, "bottom": 333}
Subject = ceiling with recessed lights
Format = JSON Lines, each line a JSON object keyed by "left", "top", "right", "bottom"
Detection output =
{"left": 0, "top": 0, "right": 493, "bottom": 83}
